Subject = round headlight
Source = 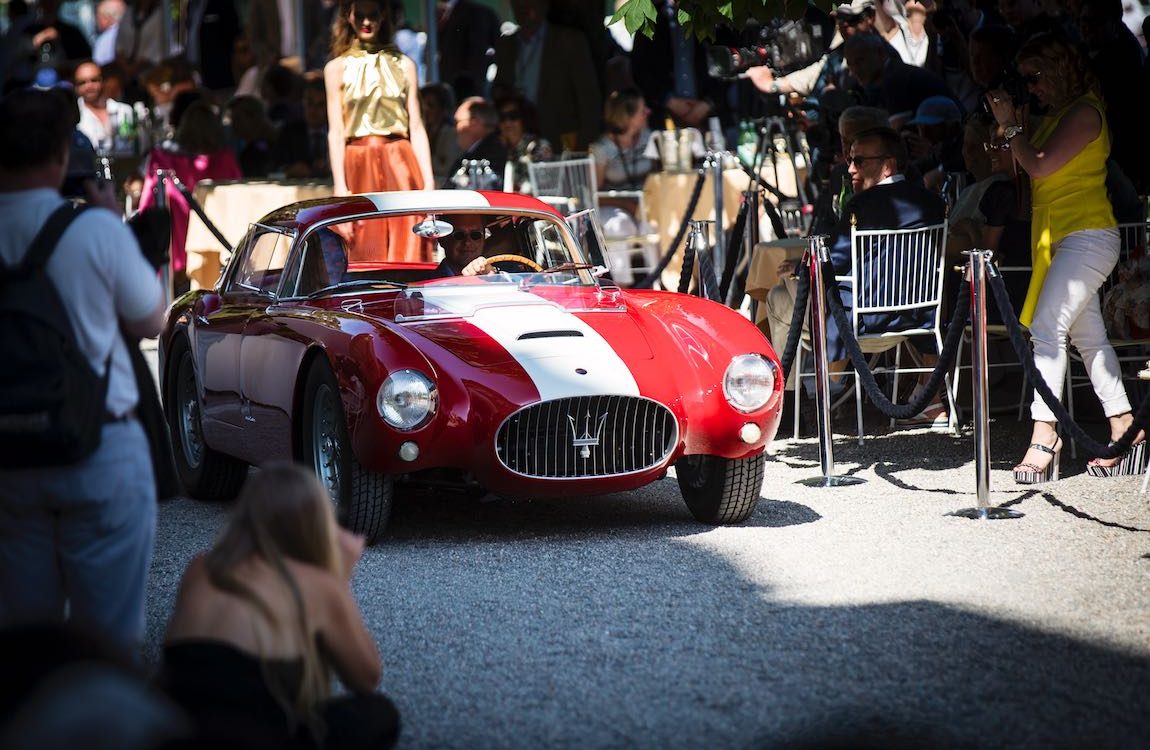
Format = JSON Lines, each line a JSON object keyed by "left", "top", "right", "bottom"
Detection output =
{"left": 376, "top": 369, "right": 438, "bottom": 430}
{"left": 723, "top": 354, "right": 776, "bottom": 413}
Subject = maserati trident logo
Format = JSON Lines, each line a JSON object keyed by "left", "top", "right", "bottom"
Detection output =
{"left": 567, "top": 411, "right": 609, "bottom": 459}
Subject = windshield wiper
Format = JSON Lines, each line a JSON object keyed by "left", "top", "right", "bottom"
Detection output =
{"left": 306, "top": 279, "right": 407, "bottom": 299}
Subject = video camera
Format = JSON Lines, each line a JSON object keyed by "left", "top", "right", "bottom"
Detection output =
{"left": 706, "top": 4, "right": 834, "bottom": 79}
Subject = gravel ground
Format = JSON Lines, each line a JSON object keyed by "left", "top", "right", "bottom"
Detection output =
{"left": 145, "top": 381, "right": 1150, "bottom": 750}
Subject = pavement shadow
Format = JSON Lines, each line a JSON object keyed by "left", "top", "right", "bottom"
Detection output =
{"left": 363, "top": 500, "right": 1150, "bottom": 749}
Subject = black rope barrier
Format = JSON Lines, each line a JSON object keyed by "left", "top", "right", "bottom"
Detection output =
{"left": 718, "top": 199, "right": 749, "bottom": 301}
{"left": 985, "top": 266, "right": 1150, "bottom": 460}
{"left": 777, "top": 262, "right": 810, "bottom": 377}
{"left": 823, "top": 263, "right": 971, "bottom": 420}
{"left": 695, "top": 240, "right": 719, "bottom": 301}
{"left": 632, "top": 170, "right": 707, "bottom": 290}
{"left": 170, "top": 178, "right": 233, "bottom": 253}
{"left": 677, "top": 226, "right": 697, "bottom": 295}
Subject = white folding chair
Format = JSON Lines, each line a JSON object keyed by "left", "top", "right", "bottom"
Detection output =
{"left": 793, "top": 220, "right": 958, "bottom": 445}
{"left": 526, "top": 157, "right": 597, "bottom": 217}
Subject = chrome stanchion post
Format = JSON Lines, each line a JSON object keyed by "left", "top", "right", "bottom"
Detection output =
{"left": 710, "top": 152, "right": 726, "bottom": 280}
{"left": 951, "top": 249, "right": 1022, "bottom": 519}
{"left": 799, "top": 234, "right": 865, "bottom": 488}
{"left": 153, "top": 168, "right": 175, "bottom": 304}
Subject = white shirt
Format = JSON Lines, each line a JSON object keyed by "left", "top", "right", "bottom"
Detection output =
{"left": 0, "top": 190, "right": 162, "bottom": 416}
{"left": 77, "top": 97, "right": 135, "bottom": 153}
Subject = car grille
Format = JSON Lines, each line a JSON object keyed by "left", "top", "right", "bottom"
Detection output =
{"left": 496, "top": 395, "right": 678, "bottom": 479}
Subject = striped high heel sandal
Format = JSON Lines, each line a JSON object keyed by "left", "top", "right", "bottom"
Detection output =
{"left": 1012, "top": 437, "right": 1062, "bottom": 485}
{"left": 1086, "top": 439, "right": 1148, "bottom": 478}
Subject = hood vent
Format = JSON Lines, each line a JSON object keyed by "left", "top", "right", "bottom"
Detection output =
{"left": 517, "top": 330, "right": 584, "bottom": 340}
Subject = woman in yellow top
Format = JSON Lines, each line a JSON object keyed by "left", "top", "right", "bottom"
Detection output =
{"left": 325, "top": 0, "right": 435, "bottom": 262}
{"left": 987, "top": 33, "right": 1141, "bottom": 484}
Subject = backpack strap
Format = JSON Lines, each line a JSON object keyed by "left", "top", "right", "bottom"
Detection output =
{"left": 19, "top": 202, "right": 92, "bottom": 273}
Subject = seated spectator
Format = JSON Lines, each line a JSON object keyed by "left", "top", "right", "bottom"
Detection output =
{"left": 843, "top": 30, "right": 956, "bottom": 130}
{"left": 443, "top": 96, "right": 506, "bottom": 189}
{"left": 420, "top": 82, "right": 462, "bottom": 185}
{"left": 141, "top": 56, "right": 198, "bottom": 142}
{"left": 589, "top": 88, "right": 656, "bottom": 192}
{"left": 226, "top": 94, "right": 278, "bottom": 178}
{"left": 901, "top": 95, "right": 967, "bottom": 195}
{"left": 766, "top": 105, "right": 892, "bottom": 363}
{"left": 73, "top": 59, "right": 136, "bottom": 154}
{"left": 273, "top": 76, "right": 330, "bottom": 179}
{"left": 137, "top": 99, "right": 242, "bottom": 292}
{"left": 495, "top": 92, "right": 552, "bottom": 193}
{"left": 825, "top": 126, "right": 949, "bottom": 426}
{"left": 260, "top": 62, "right": 304, "bottom": 129}
{"left": 158, "top": 461, "right": 399, "bottom": 750}
{"left": 945, "top": 114, "right": 1029, "bottom": 320}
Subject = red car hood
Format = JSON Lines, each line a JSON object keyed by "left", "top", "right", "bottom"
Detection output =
{"left": 394, "top": 284, "right": 654, "bottom": 401}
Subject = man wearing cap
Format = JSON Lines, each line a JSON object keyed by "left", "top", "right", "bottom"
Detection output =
{"left": 901, "top": 94, "right": 966, "bottom": 193}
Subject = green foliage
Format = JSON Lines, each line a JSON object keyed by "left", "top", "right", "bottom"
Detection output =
{"left": 610, "top": 0, "right": 825, "bottom": 40}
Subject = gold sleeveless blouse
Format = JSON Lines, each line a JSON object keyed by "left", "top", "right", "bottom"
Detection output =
{"left": 341, "top": 44, "right": 410, "bottom": 140}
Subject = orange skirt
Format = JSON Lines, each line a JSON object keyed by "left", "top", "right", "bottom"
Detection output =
{"left": 344, "top": 135, "right": 431, "bottom": 262}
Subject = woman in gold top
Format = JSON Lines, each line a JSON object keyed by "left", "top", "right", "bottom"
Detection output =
{"left": 325, "top": 0, "right": 435, "bottom": 262}
{"left": 987, "top": 33, "right": 1142, "bottom": 483}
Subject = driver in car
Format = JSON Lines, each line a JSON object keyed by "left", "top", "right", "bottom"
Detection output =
{"left": 433, "top": 214, "right": 496, "bottom": 277}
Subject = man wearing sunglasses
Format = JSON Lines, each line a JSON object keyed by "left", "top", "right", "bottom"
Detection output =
{"left": 432, "top": 214, "right": 496, "bottom": 277}
{"left": 827, "top": 125, "right": 950, "bottom": 426}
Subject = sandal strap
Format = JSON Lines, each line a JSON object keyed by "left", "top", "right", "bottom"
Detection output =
{"left": 1013, "top": 463, "right": 1045, "bottom": 473}
{"left": 1027, "top": 442, "right": 1056, "bottom": 456}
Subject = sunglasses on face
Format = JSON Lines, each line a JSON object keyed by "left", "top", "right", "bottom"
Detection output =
{"left": 848, "top": 154, "right": 890, "bottom": 168}
{"left": 450, "top": 229, "right": 486, "bottom": 241}
{"left": 983, "top": 141, "right": 1010, "bottom": 152}
{"left": 499, "top": 110, "right": 523, "bottom": 121}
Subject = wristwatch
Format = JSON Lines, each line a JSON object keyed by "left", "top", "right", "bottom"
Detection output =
{"left": 768, "top": 81, "right": 781, "bottom": 95}
{"left": 1003, "top": 125, "right": 1025, "bottom": 142}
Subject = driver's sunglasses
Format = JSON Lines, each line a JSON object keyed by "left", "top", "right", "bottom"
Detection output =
{"left": 451, "top": 229, "right": 487, "bottom": 241}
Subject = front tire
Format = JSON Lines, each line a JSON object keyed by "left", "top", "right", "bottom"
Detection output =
{"left": 302, "top": 359, "right": 393, "bottom": 543}
{"left": 676, "top": 453, "right": 765, "bottom": 524}
{"left": 165, "top": 338, "right": 248, "bottom": 501}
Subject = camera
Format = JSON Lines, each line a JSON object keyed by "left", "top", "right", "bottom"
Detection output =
{"left": 980, "top": 66, "right": 1030, "bottom": 115}
{"left": 706, "top": 5, "right": 834, "bottom": 79}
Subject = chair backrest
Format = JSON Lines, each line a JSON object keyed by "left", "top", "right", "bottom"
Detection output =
{"left": 527, "top": 157, "right": 597, "bottom": 216}
{"left": 846, "top": 221, "right": 949, "bottom": 331}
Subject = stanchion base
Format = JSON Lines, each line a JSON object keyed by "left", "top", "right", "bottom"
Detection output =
{"left": 947, "top": 506, "right": 1024, "bottom": 520}
{"left": 797, "top": 475, "right": 868, "bottom": 488}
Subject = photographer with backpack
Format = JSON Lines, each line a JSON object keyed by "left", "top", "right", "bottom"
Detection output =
{"left": 0, "top": 88, "right": 165, "bottom": 659}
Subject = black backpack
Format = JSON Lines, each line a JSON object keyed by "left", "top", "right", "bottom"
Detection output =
{"left": 0, "top": 202, "right": 109, "bottom": 468}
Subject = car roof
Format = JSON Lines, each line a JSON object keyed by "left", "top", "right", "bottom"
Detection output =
{"left": 254, "top": 190, "right": 564, "bottom": 230}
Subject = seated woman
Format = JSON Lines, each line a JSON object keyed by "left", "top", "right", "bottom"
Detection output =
{"left": 588, "top": 88, "right": 658, "bottom": 243}
{"left": 137, "top": 98, "right": 243, "bottom": 294}
{"left": 158, "top": 462, "right": 399, "bottom": 750}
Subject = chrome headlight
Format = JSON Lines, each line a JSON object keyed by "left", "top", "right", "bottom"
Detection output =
{"left": 723, "top": 354, "right": 776, "bottom": 413}
{"left": 376, "top": 369, "right": 438, "bottom": 430}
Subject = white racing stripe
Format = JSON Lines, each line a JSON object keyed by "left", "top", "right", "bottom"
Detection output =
{"left": 469, "top": 299, "right": 640, "bottom": 401}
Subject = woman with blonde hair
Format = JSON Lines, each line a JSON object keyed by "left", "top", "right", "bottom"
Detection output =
{"left": 987, "top": 32, "right": 1143, "bottom": 483}
{"left": 160, "top": 462, "right": 398, "bottom": 749}
{"left": 589, "top": 87, "right": 656, "bottom": 192}
{"left": 325, "top": 0, "right": 433, "bottom": 262}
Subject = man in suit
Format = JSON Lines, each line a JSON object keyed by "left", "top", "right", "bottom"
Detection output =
{"left": 492, "top": 0, "right": 601, "bottom": 153}
{"left": 437, "top": 0, "right": 500, "bottom": 101}
{"left": 443, "top": 96, "right": 507, "bottom": 188}
{"left": 826, "top": 125, "right": 949, "bottom": 425}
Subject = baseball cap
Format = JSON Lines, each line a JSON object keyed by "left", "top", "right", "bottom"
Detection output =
{"left": 906, "top": 96, "right": 962, "bottom": 126}
{"left": 833, "top": 0, "right": 874, "bottom": 17}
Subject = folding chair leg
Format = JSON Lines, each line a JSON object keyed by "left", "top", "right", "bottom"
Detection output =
{"left": 855, "top": 377, "right": 864, "bottom": 447}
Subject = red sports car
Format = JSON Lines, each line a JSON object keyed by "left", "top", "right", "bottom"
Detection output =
{"left": 160, "top": 191, "right": 783, "bottom": 541}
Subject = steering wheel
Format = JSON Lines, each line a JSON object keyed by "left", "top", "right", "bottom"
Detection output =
{"left": 485, "top": 254, "right": 543, "bottom": 272}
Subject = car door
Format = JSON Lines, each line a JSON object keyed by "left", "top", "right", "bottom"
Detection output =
{"left": 236, "top": 230, "right": 309, "bottom": 464}
{"left": 195, "top": 226, "right": 291, "bottom": 458}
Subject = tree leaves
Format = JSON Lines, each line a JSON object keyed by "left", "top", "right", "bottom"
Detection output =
{"left": 609, "top": 0, "right": 823, "bottom": 41}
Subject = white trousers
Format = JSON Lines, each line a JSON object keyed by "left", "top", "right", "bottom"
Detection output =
{"left": 1029, "top": 227, "right": 1130, "bottom": 423}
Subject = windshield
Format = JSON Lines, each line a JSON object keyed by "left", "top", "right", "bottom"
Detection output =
{"left": 284, "top": 210, "right": 600, "bottom": 298}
